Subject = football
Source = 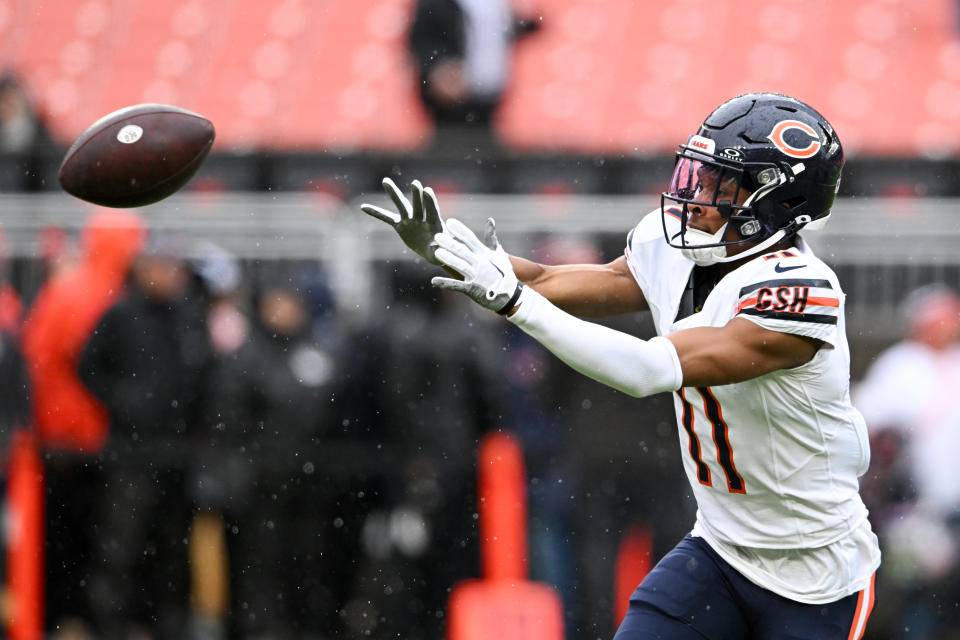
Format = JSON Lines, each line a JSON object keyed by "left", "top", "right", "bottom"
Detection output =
{"left": 58, "top": 103, "right": 215, "bottom": 208}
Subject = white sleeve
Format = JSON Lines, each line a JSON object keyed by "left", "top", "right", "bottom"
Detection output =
{"left": 507, "top": 286, "right": 683, "bottom": 398}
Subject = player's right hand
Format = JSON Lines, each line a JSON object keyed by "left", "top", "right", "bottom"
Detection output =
{"left": 360, "top": 177, "right": 446, "bottom": 266}
{"left": 432, "top": 218, "right": 523, "bottom": 315}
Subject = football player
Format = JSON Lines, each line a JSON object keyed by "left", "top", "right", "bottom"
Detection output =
{"left": 362, "top": 92, "right": 880, "bottom": 640}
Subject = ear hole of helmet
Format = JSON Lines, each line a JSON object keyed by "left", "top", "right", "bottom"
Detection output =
{"left": 751, "top": 195, "right": 808, "bottom": 237}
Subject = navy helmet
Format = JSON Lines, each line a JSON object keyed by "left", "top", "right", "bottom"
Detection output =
{"left": 661, "top": 92, "right": 844, "bottom": 265}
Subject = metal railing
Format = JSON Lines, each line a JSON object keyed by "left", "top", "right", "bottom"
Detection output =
{"left": 2, "top": 192, "right": 957, "bottom": 337}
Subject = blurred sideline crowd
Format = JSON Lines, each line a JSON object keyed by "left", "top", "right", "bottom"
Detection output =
{"left": 855, "top": 285, "right": 960, "bottom": 640}
{"left": 1, "top": 210, "right": 697, "bottom": 640}
{"left": 2, "top": 208, "right": 960, "bottom": 640}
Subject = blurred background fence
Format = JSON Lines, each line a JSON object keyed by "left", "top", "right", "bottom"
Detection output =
{"left": 5, "top": 186, "right": 960, "bottom": 362}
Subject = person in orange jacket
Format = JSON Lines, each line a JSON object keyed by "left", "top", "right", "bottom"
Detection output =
{"left": 20, "top": 209, "right": 145, "bottom": 634}
{"left": 22, "top": 210, "right": 145, "bottom": 453}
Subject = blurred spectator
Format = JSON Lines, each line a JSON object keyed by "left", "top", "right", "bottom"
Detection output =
{"left": 0, "top": 236, "right": 28, "bottom": 437}
{"left": 0, "top": 69, "right": 55, "bottom": 192}
{"left": 0, "top": 225, "right": 21, "bottom": 335}
{"left": 409, "top": 0, "right": 539, "bottom": 150}
{"left": 0, "top": 323, "right": 30, "bottom": 629}
{"left": 0, "top": 224, "right": 27, "bottom": 635}
{"left": 20, "top": 210, "right": 145, "bottom": 635}
{"left": 345, "top": 264, "right": 506, "bottom": 639}
{"left": 0, "top": 70, "right": 52, "bottom": 153}
{"left": 23, "top": 211, "right": 145, "bottom": 452}
{"left": 0, "top": 325, "right": 29, "bottom": 436}
{"left": 192, "top": 270, "right": 352, "bottom": 639}
{"left": 855, "top": 284, "right": 960, "bottom": 639}
{"left": 183, "top": 242, "right": 244, "bottom": 640}
{"left": 79, "top": 234, "right": 212, "bottom": 640}
{"left": 189, "top": 242, "right": 243, "bottom": 309}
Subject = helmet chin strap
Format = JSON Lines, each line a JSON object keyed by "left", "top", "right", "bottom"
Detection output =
{"left": 680, "top": 225, "right": 789, "bottom": 266}
{"left": 710, "top": 229, "right": 788, "bottom": 264}
{"left": 679, "top": 224, "right": 729, "bottom": 266}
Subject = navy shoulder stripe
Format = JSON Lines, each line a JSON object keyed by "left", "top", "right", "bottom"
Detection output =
{"left": 738, "top": 308, "right": 838, "bottom": 325}
{"left": 739, "top": 278, "right": 833, "bottom": 297}
{"left": 626, "top": 227, "right": 635, "bottom": 250}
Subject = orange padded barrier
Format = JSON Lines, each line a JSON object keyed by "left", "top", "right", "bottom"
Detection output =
{"left": 613, "top": 525, "right": 653, "bottom": 628}
{"left": 447, "top": 432, "right": 564, "bottom": 640}
{"left": 6, "top": 430, "right": 44, "bottom": 640}
{"left": 477, "top": 431, "right": 528, "bottom": 581}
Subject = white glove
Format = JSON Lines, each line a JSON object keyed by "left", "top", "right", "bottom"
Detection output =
{"left": 360, "top": 177, "right": 446, "bottom": 265}
{"left": 431, "top": 218, "right": 523, "bottom": 315}
{"left": 480, "top": 216, "right": 502, "bottom": 252}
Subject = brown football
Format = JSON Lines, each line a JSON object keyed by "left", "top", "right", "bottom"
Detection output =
{"left": 58, "top": 103, "right": 215, "bottom": 208}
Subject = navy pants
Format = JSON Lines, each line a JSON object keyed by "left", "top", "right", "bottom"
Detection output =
{"left": 614, "top": 536, "right": 875, "bottom": 640}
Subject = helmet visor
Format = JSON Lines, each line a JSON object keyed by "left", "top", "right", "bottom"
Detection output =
{"left": 661, "top": 148, "right": 766, "bottom": 252}
{"left": 666, "top": 155, "right": 746, "bottom": 210}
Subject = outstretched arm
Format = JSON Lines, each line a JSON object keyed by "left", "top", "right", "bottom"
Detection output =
{"left": 507, "top": 290, "right": 821, "bottom": 397}
{"left": 432, "top": 219, "right": 821, "bottom": 398}
{"left": 478, "top": 218, "right": 647, "bottom": 318}
{"left": 510, "top": 255, "right": 647, "bottom": 317}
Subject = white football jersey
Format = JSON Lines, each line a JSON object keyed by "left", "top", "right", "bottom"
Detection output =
{"left": 625, "top": 208, "right": 879, "bottom": 602}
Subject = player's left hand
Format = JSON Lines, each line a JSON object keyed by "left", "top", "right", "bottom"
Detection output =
{"left": 431, "top": 218, "right": 523, "bottom": 315}
{"left": 360, "top": 177, "right": 446, "bottom": 265}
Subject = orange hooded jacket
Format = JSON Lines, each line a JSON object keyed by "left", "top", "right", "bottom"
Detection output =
{"left": 21, "top": 210, "right": 145, "bottom": 453}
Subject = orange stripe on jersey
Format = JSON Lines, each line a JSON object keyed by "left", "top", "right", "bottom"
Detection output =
{"left": 846, "top": 572, "right": 876, "bottom": 640}
{"left": 737, "top": 295, "right": 839, "bottom": 313}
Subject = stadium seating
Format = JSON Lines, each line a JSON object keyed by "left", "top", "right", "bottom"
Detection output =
{"left": 7, "top": 0, "right": 960, "bottom": 154}
{"left": 500, "top": 0, "right": 960, "bottom": 156}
